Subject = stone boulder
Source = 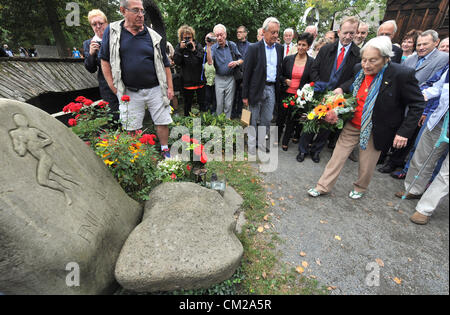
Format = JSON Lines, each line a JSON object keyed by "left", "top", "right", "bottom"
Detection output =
{"left": 0, "top": 99, "right": 143, "bottom": 295}
{"left": 115, "top": 182, "right": 243, "bottom": 293}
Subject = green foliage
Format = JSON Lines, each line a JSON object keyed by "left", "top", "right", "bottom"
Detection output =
{"left": 71, "top": 117, "right": 110, "bottom": 141}
{"left": 0, "top": 0, "right": 121, "bottom": 55}
{"left": 158, "top": 0, "right": 303, "bottom": 45}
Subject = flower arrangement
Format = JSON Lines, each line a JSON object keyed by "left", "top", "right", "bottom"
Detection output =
{"left": 94, "top": 130, "right": 161, "bottom": 201}
{"left": 281, "top": 82, "right": 315, "bottom": 110}
{"left": 301, "top": 92, "right": 357, "bottom": 134}
{"left": 64, "top": 96, "right": 112, "bottom": 141}
{"left": 156, "top": 156, "right": 188, "bottom": 182}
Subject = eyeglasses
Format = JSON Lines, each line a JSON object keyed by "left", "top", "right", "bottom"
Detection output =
{"left": 125, "top": 7, "right": 146, "bottom": 15}
{"left": 91, "top": 22, "right": 105, "bottom": 27}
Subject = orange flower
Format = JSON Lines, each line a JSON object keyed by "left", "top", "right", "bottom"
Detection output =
{"left": 333, "top": 98, "right": 346, "bottom": 108}
{"left": 326, "top": 103, "right": 334, "bottom": 112}
{"left": 314, "top": 105, "right": 328, "bottom": 115}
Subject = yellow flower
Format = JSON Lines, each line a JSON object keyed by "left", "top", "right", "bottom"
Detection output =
{"left": 104, "top": 159, "right": 114, "bottom": 166}
{"left": 96, "top": 141, "right": 108, "bottom": 147}
{"left": 307, "top": 112, "right": 316, "bottom": 120}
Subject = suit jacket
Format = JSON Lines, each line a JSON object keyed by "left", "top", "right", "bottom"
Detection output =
{"left": 280, "top": 53, "right": 314, "bottom": 92}
{"left": 391, "top": 44, "right": 403, "bottom": 64}
{"left": 242, "top": 40, "right": 284, "bottom": 105}
{"left": 403, "top": 49, "right": 449, "bottom": 85}
{"left": 343, "top": 62, "right": 426, "bottom": 152}
{"left": 310, "top": 41, "right": 361, "bottom": 90}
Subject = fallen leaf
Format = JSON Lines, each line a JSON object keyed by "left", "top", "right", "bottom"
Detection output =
{"left": 334, "top": 235, "right": 342, "bottom": 241}
{"left": 393, "top": 277, "right": 402, "bottom": 285}
{"left": 315, "top": 258, "right": 322, "bottom": 266}
{"left": 237, "top": 169, "right": 241, "bottom": 172}
{"left": 387, "top": 202, "right": 394, "bottom": 207}
{"left": 263, "top": 215, "right": 269, "bottom": 221}
{"left": 264, "top": 224, "right": 270, "bottom": 230}
{"left": 302, "top": 261, "right": 309, "bottom": 268}
{"left": 320, "top": 220, "right": 328, "bottom": 224}
{"left": 255, "top": 276, "right": 260, "bottom": 280}
{"left": 408, "top": 258, "right": 412, "bottom": 262}
{"left": 262, "top": 272, "right": 267, "bottom": 279}
{"left": 300, "top": 251, "right": 307, "bottom": 257}
{"left": 278, "top": 197, "right": 285, "bottom": 201}
{"left": 281, "top": 207, "right": 286, "bottom": 211}
{"left": 327, "top": 286, "right": 337, "bottom": 291}
{"left": 251, "top": 178, "right": 255, "bottom": 184}
{"left": 295, "top": 266, "right": 305, "bottom": 274}
{"left": 375, "top": 258, "right": 384, "bottom": 267}
{"left": 257, "top": 226, "right": 264, "bottom": 233}
{"left": 310, "top": 275, "right": 317, "bottom": 279}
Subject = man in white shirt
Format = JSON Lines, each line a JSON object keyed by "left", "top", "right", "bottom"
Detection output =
{"left": 283, "top": 28, "right": 297, "bottom": 57}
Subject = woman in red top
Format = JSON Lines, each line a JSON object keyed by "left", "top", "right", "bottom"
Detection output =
{"left": 307, "top": 36, "right": 425, "bottom": 199}
{"left": 278, "top": 33, "right": 315, "bottom": 151}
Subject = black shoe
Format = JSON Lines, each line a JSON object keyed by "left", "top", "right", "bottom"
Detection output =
{"left": 296, "top": 153, "right": 306, "bottom": 162}
{"left": 282, "top": 145, "right": 288, "bottom": 151}
{"left": 378, "top": 163, "right": 396, "bottom": 174}
{"left": 328, "top": 140, "right": 337, "bottom": 149}
{"left": 311, "top": 152, "right": 320, "bottom": 163}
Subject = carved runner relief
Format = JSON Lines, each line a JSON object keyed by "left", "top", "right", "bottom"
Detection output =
{"left": 8, "top": 113, "right": 80, "bottom": 205}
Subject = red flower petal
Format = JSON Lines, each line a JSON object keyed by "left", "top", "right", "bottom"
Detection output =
{"left": 121, "top": 95, "right": 130, "bottom": 102}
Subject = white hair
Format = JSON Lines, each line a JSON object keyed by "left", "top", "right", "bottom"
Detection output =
{"left": 305, "top": 25, "right": 318, "bottom": 33}
{"left": 440, "top": 37, "right": 449, "bottom": 46}
{"left": 284, "top": 28, "right": 294, "bottom": 36}
{"left": 420, "top": 29, "right": 440, "bottom": 42}
{"left": 262, "top": 17, "right": 280, "bottom": 31}
{"left": 213, "top": 24, "right": 227, "bottom": 34}
{"left": 361, "top": 36, "right": 395, "bottom": 58}
{"left": 379, "top": 20, "right": 398, "bottom": 34}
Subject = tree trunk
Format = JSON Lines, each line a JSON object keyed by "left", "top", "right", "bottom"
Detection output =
{"left": 43, "top": 0, "right": 68, "bottom": 58}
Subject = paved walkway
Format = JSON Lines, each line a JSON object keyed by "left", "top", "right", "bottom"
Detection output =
{"left": 256, "top": 144, "right": 449, "bottom": 295}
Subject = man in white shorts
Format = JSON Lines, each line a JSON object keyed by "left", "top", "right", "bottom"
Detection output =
{"left": 100, "top": 0, "right": 174, "bottom": 157}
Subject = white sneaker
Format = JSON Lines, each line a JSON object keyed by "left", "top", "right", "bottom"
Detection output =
{"left": 308, "top": 188, "right": 321, "bottom": 197}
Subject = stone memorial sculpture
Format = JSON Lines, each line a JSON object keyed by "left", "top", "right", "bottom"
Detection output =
{"left": 0, "top": 99, "right": 143, "bottom": 295}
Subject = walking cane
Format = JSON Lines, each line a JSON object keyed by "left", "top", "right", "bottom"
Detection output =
{"left": 394, "top": 111, "right": 449, "bottom": 211}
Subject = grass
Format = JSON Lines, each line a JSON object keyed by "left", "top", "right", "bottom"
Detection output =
{"left": 206, "top": 160, "right": 329, "bottom": 295}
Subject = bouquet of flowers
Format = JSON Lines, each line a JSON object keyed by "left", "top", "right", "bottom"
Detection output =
{"left": 301, "top": 92, "right": 357, "bottom": 134}
{"left": 281, "top": 82, "right": 315, "bottom": 110}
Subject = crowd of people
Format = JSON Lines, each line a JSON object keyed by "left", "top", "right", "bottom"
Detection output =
{"left": 76, "top": 0, "right": 448, "bottom": 226}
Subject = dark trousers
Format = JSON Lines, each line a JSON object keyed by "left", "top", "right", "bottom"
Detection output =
{"left": 387, "top": 125, "right": 422, "bottom": 167}
{"left": 232, "top": 80, "right": 243, "bottom": 118}
{"left": 276, "top": 102, "right": 302, "bottom": 146}
{"left": 299, "top": 128, "right": 331, "bottom": 154}
{"left": 99, "top": 83, "right": 120, "bottom": 125}
{"left": 205, "top": 85, "right": 216, "bottom": 113}
{"left": 183, "top": 87, "right": 206, "bottom": 116}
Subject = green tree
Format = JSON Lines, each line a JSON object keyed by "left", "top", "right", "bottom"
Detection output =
{"left": 0, "top": 0, "right": 121, "bottom": 56}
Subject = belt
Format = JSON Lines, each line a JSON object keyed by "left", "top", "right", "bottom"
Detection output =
{"left": 126, "top": 82, "right": 159, "bottom": 92}
{"left": 265, "top": 81, "right": 276, "bottom": 86}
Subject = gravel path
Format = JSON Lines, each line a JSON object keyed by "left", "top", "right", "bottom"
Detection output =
{"left": 255, "top": 144, "right": 449, "bottom": 295}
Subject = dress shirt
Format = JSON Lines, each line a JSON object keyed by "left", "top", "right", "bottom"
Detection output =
{"left": 264, "top": 40, "right": 277, "bottom": 82}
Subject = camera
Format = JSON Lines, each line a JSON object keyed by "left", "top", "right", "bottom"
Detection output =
{"left": 183, "top": 38, "right": 194, "bottom": 50}
{"left": 95, "top": 41, "right": 102, "bottom": 47}
{"left": 206, "top": 36, "right": 217, "bottom": 44}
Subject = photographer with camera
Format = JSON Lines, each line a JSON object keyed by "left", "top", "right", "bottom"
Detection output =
{"left": 173, "top": 25, "right": 206, "bottom": 116}
{"left": 83, "top": 9, "right": 119, "bottom": 124}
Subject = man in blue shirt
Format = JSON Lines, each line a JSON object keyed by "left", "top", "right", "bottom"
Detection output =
{"left": 100, "top": 0, "right": 174, "bottom": 158}
{"left": 206, "top": 24, "right": 243, "bottom": 119}
{"left": 242, "top": 17, "right": 284, "bottom": 155}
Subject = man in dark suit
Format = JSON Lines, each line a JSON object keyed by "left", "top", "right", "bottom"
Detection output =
{"left": 242, "top": 17, "right": 284, "bottom": 155}
{"left": 299, "top": 16, "right": 361, "bottom": 163}
{"left": 377, "top": 20, "right": 402, "bottom": 64}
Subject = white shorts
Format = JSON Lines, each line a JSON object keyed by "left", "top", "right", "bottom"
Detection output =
{"left": 118, "top": 86, "right": 173, "bottom": 131}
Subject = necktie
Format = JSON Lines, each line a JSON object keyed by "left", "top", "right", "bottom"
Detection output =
{"left": 336, "top": 47, "right": 345, "bottom": 70}
{"left": 416, "top": 57, "right": 425, "bottom": 70}
{"left": 286, "top": 45, "right": 290, "bottom": 56}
